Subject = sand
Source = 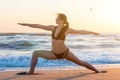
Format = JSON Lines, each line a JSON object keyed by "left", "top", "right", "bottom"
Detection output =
{"left": 0, "top": 68, "right": 120, "bottom": 80}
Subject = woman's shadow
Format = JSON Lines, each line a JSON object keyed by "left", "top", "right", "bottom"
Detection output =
{"left": 1, "top": 73, "right": 44, "bottom": 80}
{"left": 56, "top": 72, "right": 95, "bottom": 80}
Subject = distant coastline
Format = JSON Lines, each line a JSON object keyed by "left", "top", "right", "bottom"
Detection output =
{"left": 0, "top": 33, "right": 51, "bottom": 36}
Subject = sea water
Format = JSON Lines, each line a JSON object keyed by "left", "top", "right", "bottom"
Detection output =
{"left": 0, "top": 33, "right": 120, "bottom": 70}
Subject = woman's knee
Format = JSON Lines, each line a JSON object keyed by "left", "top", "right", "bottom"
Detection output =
{"left": 33, "top": 50, "right": 41, "bottom": 57}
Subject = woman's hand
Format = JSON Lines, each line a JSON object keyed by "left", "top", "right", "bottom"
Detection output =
{"left": 17, "top": 23, "right": 29, "bottom": 26}
{"left": 92, "top": 32, "right": 100, "bottom": 35}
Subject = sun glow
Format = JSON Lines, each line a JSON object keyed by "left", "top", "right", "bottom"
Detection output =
{"left": 100, "top": 0, "right": 120, "bottom": 27}
{"left": 0, "top": 0, "right": 120, "bottom": 33}
{"left": 103, "top": 7, "right": 120, "bottom": 26}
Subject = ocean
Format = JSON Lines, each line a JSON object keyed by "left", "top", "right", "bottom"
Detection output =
{"left": 0, "top": 33, "right": 120, "bottom": 71}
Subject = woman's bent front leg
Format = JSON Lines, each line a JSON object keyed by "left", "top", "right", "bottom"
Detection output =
{"left": 28, "top": 51, "right": 39, "bottom": 74}
{"left": 28, "top": 50, "right": 58, "bottom": 75}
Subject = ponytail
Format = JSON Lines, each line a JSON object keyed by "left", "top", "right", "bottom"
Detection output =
{"left": 64, "top": 21, "right": 69, "bottom": 29}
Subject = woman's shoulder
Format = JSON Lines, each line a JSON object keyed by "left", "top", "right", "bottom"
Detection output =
{"left": 66, "top": 28, "right": 74, "bottom": 33}
{"left": 47, "top": 25, "right": 56, "bottom": 31}
{"left": 66, "top": 28, "right": 73, "bottom": 34}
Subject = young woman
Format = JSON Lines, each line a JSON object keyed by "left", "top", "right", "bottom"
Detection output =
{"left": 17, "top": 13, "right": 106, "bottom": 75}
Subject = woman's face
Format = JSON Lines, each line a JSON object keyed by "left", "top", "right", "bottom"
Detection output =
{"left": 56, "top": 15, "right": 64, "bottom": 25}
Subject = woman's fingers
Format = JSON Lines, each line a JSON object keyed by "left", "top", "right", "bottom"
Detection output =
{"left": 17, "top": 23, "right": 27, "bottom": 26}
{"left": 18, "top": 23, "right": 23, "bottom": 25}
{"left": 92, "top": 32, "right": 100, "bottom": 35}
{"left": 94, "top": 33, "right": 99, "bottom": 35}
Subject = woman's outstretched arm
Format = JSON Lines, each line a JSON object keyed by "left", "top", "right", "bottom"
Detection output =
{"left": 17, "top": 23, "right": 55, "bottom": 31}
{"left": 68, "top": 28, "right": 99, "bottom": 35}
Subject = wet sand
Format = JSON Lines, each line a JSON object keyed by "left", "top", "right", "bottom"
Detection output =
{"left": 0, "top": 68, "right": 120, "bottom": 80}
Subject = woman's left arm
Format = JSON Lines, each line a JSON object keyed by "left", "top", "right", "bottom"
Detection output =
{"left": 68, "top": 28, "right": 100, "bottom": 35}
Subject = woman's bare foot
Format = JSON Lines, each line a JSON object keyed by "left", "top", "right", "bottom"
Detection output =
{"left": 16, "top": 72, "right": 33, "bottom": 75}
{"left": 96, "top": 70, "right": 107, "bottom": 73}
{"left": 26, "top": 72, "right": 34, "bottom": 75}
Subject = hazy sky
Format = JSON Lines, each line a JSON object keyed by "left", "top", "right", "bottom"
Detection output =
{"left": 0, "top": 0, "right": 120, "bottom": 33}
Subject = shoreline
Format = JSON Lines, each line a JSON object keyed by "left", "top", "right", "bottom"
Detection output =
{"left": 1, "top": 64, "right": 120, "bottom": 72}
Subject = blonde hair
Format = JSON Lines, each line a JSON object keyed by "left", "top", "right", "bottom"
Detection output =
{"left": 57, "top": 13, "right": 69, "bottom": 28}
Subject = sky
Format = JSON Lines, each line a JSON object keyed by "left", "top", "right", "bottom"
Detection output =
{"left": 0, "top": 0, "right": 120, "bottom": 33}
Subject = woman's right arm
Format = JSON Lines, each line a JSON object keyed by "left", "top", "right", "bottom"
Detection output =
{"left": 68, "top": 28, "right": 100, "bottom": 35}
{"left": 17, "top": 23, "right": 55, "bottom": 31}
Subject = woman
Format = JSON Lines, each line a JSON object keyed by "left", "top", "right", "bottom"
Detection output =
{"left": 17, "top": 13, "right": 106, "bottom": 75}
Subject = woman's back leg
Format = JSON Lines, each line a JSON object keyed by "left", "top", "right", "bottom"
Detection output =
{"left": 65, "top": 51, "right": 99, "bottom": 73}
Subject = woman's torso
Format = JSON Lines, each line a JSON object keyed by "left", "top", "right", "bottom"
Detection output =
{"left": 52, "top": 39, "right": 67, "bottom": 53}
{"left": 51, "top": 26, "right": 68, "bottom": 53}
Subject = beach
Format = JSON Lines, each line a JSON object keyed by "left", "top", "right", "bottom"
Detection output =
{"left": 0, "top": 67, "right": 120, "bottom": 80}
